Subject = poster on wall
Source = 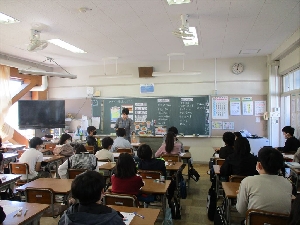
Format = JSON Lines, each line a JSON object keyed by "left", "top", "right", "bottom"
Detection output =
{"left": 212, "top": 96, "right": 228, "bottom": 119}
{"left": 212, "top": 121, "right": 223, "bottom": 129}
{"left": 140, "top": 84, "right": 154, "bottom": 94}
{"left": 242, "top": 97, "right": 253, "bottom": 115}
{"left": 110, "top": 106, "right": 120, "bottom": 122}
{"left": 223, "top": 122, "right": 234, "bottom": 130}
{"left": 134, "top": 102, "right": 147, "bottom": 122}
{"left": 255, "top": 101, "right": 266, "bottom": 116}
{"left": 230, "top": 97, "right": 241, "bottom": 115}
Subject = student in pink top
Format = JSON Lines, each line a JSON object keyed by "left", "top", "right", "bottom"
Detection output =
{"left": 155, "top": 132, "right": 181, "bottom": 157}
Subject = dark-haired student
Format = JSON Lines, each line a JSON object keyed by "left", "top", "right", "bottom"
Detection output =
{"left": 137, "top": 144, "right": 166, "bottom": 177}
{"left": 86, "top": 126, "right": 99, "bottom": 154}
{"left": 163, "top": 126, "right": 184, "bottom": 152}
{"left": 58, "top": 144, "right": 98, "bottom": 179}
{"left": 53, "top": 133, "right": 74, "bottom": 157}
{"left": 111, "top": 153, "right": 144, "bottom": 196}
{"left": 19, "top": 137, "right": 43, "bottom": 180}
{"left": 218, "top": 132, "right": 235, "bottom": 159}
{"left": 233, "top": 131, "right": 242, "bottom": 139}
{"left": 59, "top": 171, "right": 125, "bottom": 225}
{"left": 95, "top": 137, "right": 114, "bottom": 162}
{"left": 236, "top": 147, "right": 292, "bottom": 217}
{"left": 155, "top": 132, "right": 181, "bottom": 157}
{"left": 111, "top": 128, "right": 133, "bottom": 152}
{"left": 276, "top": 126, "right": 300, "bottom": 153}
{"left": 220, "top": 137, "right": 258, "bottom": 179}
{"left": 114, "top": 108, "right": 134, "bottom": 142}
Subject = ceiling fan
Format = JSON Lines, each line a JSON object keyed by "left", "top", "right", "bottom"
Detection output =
{"left": 27, "top": 29, "right": 48, "bottom": 52}
{"left": 172, "top": 14, "right": 194, "bottom": 39}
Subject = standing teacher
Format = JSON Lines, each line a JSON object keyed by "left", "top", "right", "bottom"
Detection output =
{"left": 114, "top": 108, "right": 134, "bottom": 142}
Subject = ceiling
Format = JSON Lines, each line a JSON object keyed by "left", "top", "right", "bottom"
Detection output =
{"left": 0, "top": 0, "right": 299, "bottom": 68}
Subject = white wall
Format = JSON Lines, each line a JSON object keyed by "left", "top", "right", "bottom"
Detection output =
{"left": 48, "top": 56, "right": 268, "bottom": 162}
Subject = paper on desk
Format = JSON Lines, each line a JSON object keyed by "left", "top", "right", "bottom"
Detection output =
{"left": 2, "top": 205, "right": 22, "bottom": 215}
{"left": 214, "top": 154, "right": 219, "bottom": 158}
{"left": 113, "top": 153, "right": 120, "bottom": 157}
{"left": 97, "top": 162, "right": 108, "bottom": 166}
{"left": 180, "top": 153, "right": 185, "bottom": 157}
{"left": 121, "top": 212, "right": 135, "bottom": 225}
{"left": 43, "top": 157, "right": 52, "bottom": 160}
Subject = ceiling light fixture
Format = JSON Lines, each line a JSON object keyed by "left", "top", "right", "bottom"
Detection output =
{"left": 182, "top": 27, "right": 198, "bottom": 46}
{"left": 18, "top": 57, "right": 77, "bottom": 79}
{"left": 152, "top": 53, "right": 201, "bottom": 77}
{"left": 89, "top": 57, "right": 133, "bottom": 79}
{"left": 166, "top": 0, "right": 191, "bottom": 5}
{"left": 48, "top": 39, "right": 86, "bottom": 53}
{"left": 0, "top": 12, "right": 20, "bottom": 24}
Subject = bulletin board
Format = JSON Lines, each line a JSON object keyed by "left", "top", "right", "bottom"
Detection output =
{"left": 211, "top": 95, "right": 268, "bottom": 137}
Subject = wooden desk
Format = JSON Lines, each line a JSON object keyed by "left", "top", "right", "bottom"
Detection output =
{"left": 16, "top": 178, "right": 73, "bottom": 194}
{"left": 43, "top": 155, "right": 65, "bottom": 178}
{"left": 98, "top": 162, "right": 116, "bottom": 171}
{"left": 0, "top": 200, "right": 49, "bottom": 225}
{"left": 0, "top": 174, "right": 21, "bottom": 191}
{"left": 222, "top": 182, "right": 240, "bottom": 224}
{"left": 2, "top": 145, "right": 26, "bottom": 152}
{"left": 183, "top": 146, "right": 190, "bottom": 152}
{"left": 109, "top": 205, "right": 160, "bottom": 225}
{"left": 1, "top": 153, "right": 18, "bottom": 172}
{"left": 131, "top": 143, "right": 144, "bottom": 148}
{"left": 113, "top": 153, "right": 120, "bottom": 160}
{"left": 180, "top": 152, "right": 191, "bottom": 160}
{"left": 165, "top": 161, "right": 183, "bottom": 171}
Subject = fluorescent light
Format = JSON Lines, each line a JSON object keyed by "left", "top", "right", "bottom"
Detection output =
{"left": 89, "top": 74, "right": 133, "bottom": 79}
{"left": 0, "top": 12, "right": 20, "bottom": 24}
{"left": 48, "top": 39, "right": 86, "bottom": 53}
{"left": 152, "top": 71, "right": 201, "bottom": 77}
{"left": 167, "top": 0, "right": 191, "bottom": 5}
{"left": 182, "top": 27, "right": 198, "bottom": 46}
{"left": 18, "top": 70, "right": 77, "bottom": 79}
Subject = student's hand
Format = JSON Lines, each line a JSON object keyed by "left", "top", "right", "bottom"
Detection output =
{"left": 236, "top": 190, "right": 239, "bottom": 194}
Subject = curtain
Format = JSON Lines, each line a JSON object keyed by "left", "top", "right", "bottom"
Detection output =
{"left": 0, "top": 65, "right": 14, "bottom": 141}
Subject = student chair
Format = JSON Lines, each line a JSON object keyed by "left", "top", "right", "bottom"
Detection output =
{"left": 44, "top": 143, "right": 57, "bottom": 152}
{"left": 84, "top": 146, "right": 94, "bottom": 154}
{"left": 215, "top": 158, "right": 225, "bottom": 166}
{"left": 161, "top": 154, "right": 180, "bottom": 162}
{"left": 25, "top": 187, "right": 68, "bottom": 218}
{"left": 67, "top": 168, "right": 87, "bottom": 179}
{"left": 229, "top": 175, "right": 246, "bottom": 183}
{"left": 103, "top": 193, "right": 140, "bottom": 207}
{"left": 9, "top": 162, "right": 29, "bottom": 186}
{"left": 116, "top": 148, "right": 133, "bottom": 154}
{"left": 138, "top": 170, "right": 161, "bottom": 179}
{"left": 246, "top": 209, "right": 289, "bottom": 225}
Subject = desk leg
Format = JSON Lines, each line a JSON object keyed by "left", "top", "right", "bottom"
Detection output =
{"left": 162, "top": 193, "right": 166, "bottom": 216}
{"left": 55, "top": 161, "right": 59, "bottom": 178}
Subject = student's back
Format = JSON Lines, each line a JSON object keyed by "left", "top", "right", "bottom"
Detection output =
{"left": 138, "top": 158, "right": 166, "bottom": 177}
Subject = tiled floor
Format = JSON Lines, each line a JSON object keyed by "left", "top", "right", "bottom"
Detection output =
{"left": 41, "top": 163, "right": 214, "bottom": 225}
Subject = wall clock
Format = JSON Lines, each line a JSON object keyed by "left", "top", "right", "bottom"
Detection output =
{"left": 232, "top": 63, "right": 244, "bottom": 75}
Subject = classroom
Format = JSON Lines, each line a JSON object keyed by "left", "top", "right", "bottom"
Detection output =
{"left": 0, "top": 1, "right": 299, "bottom": 225}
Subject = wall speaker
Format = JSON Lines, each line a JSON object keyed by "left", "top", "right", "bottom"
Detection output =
{"left": 138, "top": 67, "right": 153, "bottom": 78}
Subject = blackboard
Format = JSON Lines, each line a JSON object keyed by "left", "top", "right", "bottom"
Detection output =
{"left": 92, "top": 96, "right": 210, "bottom": 136}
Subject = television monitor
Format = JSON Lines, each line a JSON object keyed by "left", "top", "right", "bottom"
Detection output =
{"left": 18, "top": 100, "right": 65, "bottom": 129}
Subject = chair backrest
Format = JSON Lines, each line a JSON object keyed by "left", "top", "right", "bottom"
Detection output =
{"left": 246, "top": 209, "right": 289, "bottom": 225}
{"left": 138, "top": 170, "right": 161, "bottom": 179}
{"left": 162, "top": 154, "right": 180, "bottom": 162}
{"left": 215, "top": 158, "right": 225, "bottom": 166}
{"left": 116, "top": 148, "right": 132, "bottom": 154}
{"left": 84, "top": 146, "right": 94, "bottom": 154}
{"left": 103, "top": 193, "right": 139, "bottom": 207}
{"left": 44, "top": 143, "right": 57, "bottom": 151}
{"left": 229, "top": 175, "right": 247, "bottom": 183}
{"left": 67, "top": 168, "right": 87, "bottom": 179}
{"left": 25, "top": 187, "right": 54, "bottom": 204}
{"left": 9, "top": 162, "right": 29, "bottom": 182}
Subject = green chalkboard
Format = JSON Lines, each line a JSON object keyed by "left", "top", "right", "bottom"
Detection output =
{"left": 92, "top": 96, "right": 210, "bottom": 136}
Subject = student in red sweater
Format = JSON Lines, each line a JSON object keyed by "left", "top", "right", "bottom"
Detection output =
{"left": 111, "top": 153, "right": 144, "bottom": 196}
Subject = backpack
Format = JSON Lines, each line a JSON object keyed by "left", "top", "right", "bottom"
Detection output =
{"left": 168, "top": 197, "right": 181, "bottom": 220}
{"left": 207, "top": 185, "right": 217, "bottom": 221}
{"left": 178, "top": 173, "right": 187, "bottom": 199}
{"left": 188, "top": 165, "right": 200, "bottom": 182}
{"left": 166, "top": 176, "right": 177, "bottom": 200}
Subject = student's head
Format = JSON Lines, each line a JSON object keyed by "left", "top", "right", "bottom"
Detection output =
{"left": 116, "top": 128, "right": 126, "bottom": 137}
{"left": 257, "top": 147, "right": 284, "bottom": 175}
{"left": 137, "top": 144, "right": 152, "bottom": 160}
{"left": 102, "top": 137, "right": 114, "bottom": 149}
{"left": 115, "top": 153, "right": 137, "bottom": 178}
{"left": 282, "top": 126, "right": 294, "bottom": 138}
{"left": 74, "top": 144, "right": 87, "bottom": 154}
{"left": 234, "top": 137, "right": 251, "bottom": 155}
{"left": 59, "top": 133, "right": 72, "bottom": 145}
{"left": 87, "top": 126, "right": 97, "bottom": 136}
{"left": 222, "top": 132, "right": 235, "bottom": 146}
{"left": 29, "top": 137, "right": 43, "bottom": 149}
{"left": 168, "top": 126, "right": 178, "bottom": 136}
{"left": 121, "top": 108, "right": 129, "bottom": 119}
{"left": 71, "top": 171, "right": 105, "bottom": 205}
{"left": 233, "top": 132, "right": 242, "bottom": 140}
{"left": 165, "top": 132, "right": 175, "bottom": 153}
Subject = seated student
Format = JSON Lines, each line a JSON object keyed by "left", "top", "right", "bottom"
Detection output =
{"left": 95, "top": 137, "right": 114, "bottom": 162}
{"left": 236, "top": 147, "right": 292, "bottom": 217}
{"left": 155, "top": 132, "right": 181, "bottom": 157}
{"left": 163, "top": 126, "right": 184, "bottom": 152}
{"left": 110, "top": 128, "right": 133, "bottom": 152}
{"left": 58, "top": 171, "right": 124, "bottom": 225}
{"left": 137, "top": 144, "right": 166, "bottom": 177}
{"left": 217, "top": 132, "right": 235, "bottom": 159}
{"left": 111, "top": 153, "right": 144, "bottom": 196}
{"left": 58, "top": 144, "right": 98, "bottom": 179}
{"left": 233, "top": 131, "right": 242, "bottom": 140}
{"left": 86, "top": 126, "right": 99, "bottom": 154}
{"left": 53, "top": 133, "right": 74, "bottom": 157}
{"left": 276, "top": 126, "right": 300, "bottom": 153}
{"left": 220, "top": 137, "right": 258, "bottom": 178}
{"left": 19, "top": 137, "right": 43, "bottom": 180}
